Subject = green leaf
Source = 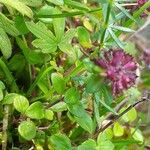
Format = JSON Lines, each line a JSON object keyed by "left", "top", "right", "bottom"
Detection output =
{"left": 108, "top": 28, "right": 124, "bottom": 49}
{"left": 50, "top": 134, "right": 72, "bottom": 150}
{"left": 0, "top": 13, "right": 19, "bottom": 36}
{"left": 59, "top": 29, "right": 76, "bottom": 52}
{"left": 19, "top": 0, "right": 42, "bottom": 7}
{"left": 50, "top": 101, "right": 67, "bottom": 112}
{"left": 46, "top": 0, "right": 64, "bottom": 5}
{"left": 77, "top": 26, "right": 92, "bottom": 48}
{"left": 25, "top": 101, "right": 45, "bottom": 119}
{"left": 51, "top": 73, "right": 66, "bottom": 94}
{"left": 115, "top": 3, "right": 136, "bottom": 22}
{"left": 0, "top": 81, "right": 5, "bottom": 90}
{"left": 27, "top": 66, "right": 54, "bottom": 96}
{"left": 86, "top": 75, "right": 102, "bottom": 93}
{"left": 64, "top": 88, "right": 80, "bottom": 105}
{"left": 124, "top": 42, "right": 137, "bottom": 56}
{"left": 0, "top": 27, "right": 12, "bottom": 59}
{"left": 121, "top": 107, "right": 137, "bottom": 123}
{"left": 8, "top": 54, "right": 25, "bottom": 71}
{"left": 65, "top": 88, "right": 93, "bottom": 133}
{"left": 15, "top": 15, "right": 29, "bottom": 35}
{"left": 110, "top": 25, "right": 135, "bottom": 33}
{"left": 97, "top": 132, "right": 115, "bottom": 150}
{"left": 64, "top": 0, "right": 89, "bottom": 11}
{"left": 131, "top": 128, "right": 144, "bottom": 143}
{"left": 95, "top": 93, "right": 117, "bottom": 115}
{"left": 113, "top": 122, "right": 124, "bottom": 137}
{"left": 13, "top": 94, "right": 29, "bottom": 114}
{"left": 16, "top": 38, "right": 45, "bottom": 64}
{"left": 0, "top": 90, "right": 3, "bottom": 101}
{"left": 18, "top": 121, "right": 36, "bottom": 140}
{"left": 0, "top": 0, "right": 33, "bottom": 18}
{"left": 44, "top": 109, "right": 54, "bottom": 120}
{"left": 2, "top": 93, "right": 18, "bottom": 105}
{"left": 53, "top": 9, "right": 65, "bottom": 41}
{"left": 26, "top": 21, "right": 57, "bottom": 53}
{"left": 127, "top": 108, "right": 137, "bottom": 122}
{"left": 0, "top": 81, "right": 5, "bottom": 101}
{"left": 78, "top": 139, "right": 97, "bottom": 150}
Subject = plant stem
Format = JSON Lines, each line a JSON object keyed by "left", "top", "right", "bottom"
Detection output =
{"left": 114, "top": 0, "right": 150, "bottom": 39}
{"left": 36, "top": 7, "right": 102, "bottom": 18}
{"left": 0, "top": 58, "right": 19, "bottom": 93}
{"left": 100, "top": 0, "right": 113, "bottom": 49}
{"left": 2, "top": 105, "right": 10, "bottom": 150}
{"left": 93, "top": 96, "right": 149, "bottom": 139}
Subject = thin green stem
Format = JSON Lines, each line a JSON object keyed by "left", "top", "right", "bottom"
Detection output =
{"left": 0, "top": 58, "right": 19, "bottom": 93}
{"left": 114, "top": 0, "right": 150, "bottom": 39}
{"left": 36, "top": 7, "right": 102, "bottom": 18}
{"left": 100, "top": 0, "right": 113, "bottom": 49}
{"left": 27, "top": 66, "right": 54, "bottom": 96}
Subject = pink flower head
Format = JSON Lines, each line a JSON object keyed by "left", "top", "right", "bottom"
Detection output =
{"left": 94, "top": 50, "right": 137, "bottom": 95}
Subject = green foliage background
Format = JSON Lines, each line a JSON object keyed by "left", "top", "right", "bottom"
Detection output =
{"left": 0, "top": 0, "right": 150, "bottom": 149}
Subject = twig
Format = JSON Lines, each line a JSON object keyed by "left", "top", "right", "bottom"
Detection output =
{"left": 93, "top": 96, "right": 149, "bottom": 139}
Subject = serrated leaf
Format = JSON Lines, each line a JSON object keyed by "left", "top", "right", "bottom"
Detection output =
{"left": 51, "top": 73, "right": 66, "bottom": 94}
{"left": 26, "top": 21, "right": 58, "bottom": 53}
{"left": 49, "top": 134, "right": 72, "bottom": 150}
{"left": 18, "top": 121, "right": 36, "bottom": 140}
{"left": 53, "top": 9, "right": 65, "bottom": 41}
{"left": 0, "top": 13, "right": 20, "bottom": 36}
{"left": 0, "top": 27, "right": 12, "bottom": 59}
{"left": 25, "top": 101, "right": 45, "bottom": 119}
{"left": 0, "top": 0, "right": 33, "bottom": 18}
{"left": 13, "top": 94, "right": 29, "bottom": 114}
{"left": 113, "top": 122, "right": 124, "bottom": 137}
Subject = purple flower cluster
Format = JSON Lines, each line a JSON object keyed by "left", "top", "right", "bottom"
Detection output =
{"left": 94, "top": 50, "right": 137, "bottom": 95}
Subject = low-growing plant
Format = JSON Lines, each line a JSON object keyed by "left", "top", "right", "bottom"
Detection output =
{"left": 0, "top": 0, "right": 150, "bottom": 149}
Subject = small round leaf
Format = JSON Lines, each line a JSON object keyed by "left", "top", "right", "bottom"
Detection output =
{"left": 13, "top": 95, "right": 29, "bottom": 113}
{"left": 25, "top": 101, "right": 45, "bottom": 119}
{"left": 18, "top": 121, "right": 36, "bottom": 140}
